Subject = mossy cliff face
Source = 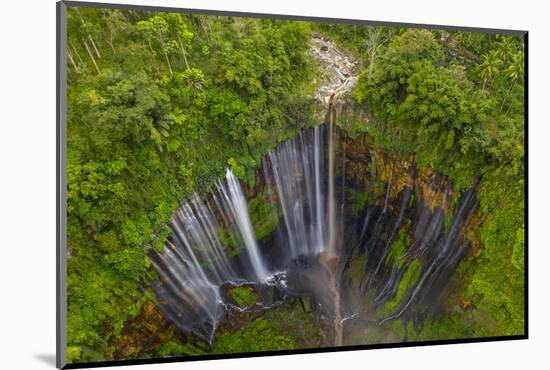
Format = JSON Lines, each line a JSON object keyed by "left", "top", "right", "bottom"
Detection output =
{"left": 109, "top": 131, "right": 488, "bottom": 360}
{"left": 322, "top": 109, "right": 484, "bottom": 344}
{"left": 331, "top": 95, "right": 516, "bottom": 342}
{"left": 110, "top": 118, "right": 486, "bottom": 359}
{"left": 340, "top": 133, "right": 453, "bottom": 210}
{"left": 107, "top": 72, "right": 491, "bottom": 355}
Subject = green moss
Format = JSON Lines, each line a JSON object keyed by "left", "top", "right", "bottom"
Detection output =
{"left": 156, "top": 340, "right": 208, "bottom": 357}
{"left": 372, "top": 177, "right": 388, "bottom": 203}
{"left": 461, "top": 176, "right": 525, "bottom": 336}
{"left": 218, "top": 227, "right": 240, "bottom": 256}
{"left": 262, "top": 300, "right": 325, "bottom": 349}
{"left": 67, "top": 346, "right": 81, "bottom": 363}
{"left": 212, "top": 318, "right": 295, "bottom": 354}
{"left": 386, "top": 224, "right": 411, "bottom": 269}
{"left": 408, "top": 307, "right": 501, "bottom": 341}
{"left": 511, "top": 224, "right": 524, "bottom": 271}
{"left": 347, "top": 188, "right": 369, "bottom": 214}
{"left": 69, "top": 345, "right": 104, "bottom": 363}
{"left": 384, "top": 258, "right": 422, "bottom": 312}
{"left": 228, "top": 286, "right": 257, "bottom": 308}
{"left": 347, "top": 253, "right": 367, "bottom": 283}
{"left": 248, "top": 192, "right": 280, "bottom": 241}
{"left": 218, "top": 192, "right": 280, "bottom": 256}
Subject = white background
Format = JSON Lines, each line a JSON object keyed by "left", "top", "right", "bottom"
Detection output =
{"left": 0, "top": 0, "right": 547, "bottom": 368}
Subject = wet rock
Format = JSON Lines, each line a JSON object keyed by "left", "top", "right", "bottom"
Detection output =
{"left": 218, "top": 280, "right": 288, "bottom": 333}
{"left": 310, "top": 34, "right": 357, "bottom": 107}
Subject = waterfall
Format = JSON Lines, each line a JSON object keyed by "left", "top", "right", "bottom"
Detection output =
{"left": 151, "top": 123, "right": 338, "bottom": 341}
{"left": 150, "top": 169, "right": 273, "bottom": 341}
{"left": 215, "top": 169, "right": 269, "bottom": 282}
{"left": 264, "top": 125, "right": 331, "bottom": 257}
{"left": 314, "top": 126, "right": 325, "bottom": 252}
{"left": 327, "top": 111, "right": 337, "bottom": 256}
{"left": 150, "top": 121, "right": 478, "bottom": 346}
{"left": 378, "top": 188, "right": 478, "bottom": 325}
{"left": 150, "top": 195, "right": 228, "bottom": 342}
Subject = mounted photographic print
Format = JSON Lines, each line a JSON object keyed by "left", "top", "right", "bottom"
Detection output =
{"left": 56, "top": 1, "right": 527, "bottom": 368}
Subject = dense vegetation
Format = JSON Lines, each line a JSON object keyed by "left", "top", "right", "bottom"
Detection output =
{"left": 66, "top": 7, "right": 316, "bottom": 362}
{"left": 320, "top": 24, "right": 525, "bottom": 336}
{"left": 65, "top": 7, "right": 525, "bottom": 363}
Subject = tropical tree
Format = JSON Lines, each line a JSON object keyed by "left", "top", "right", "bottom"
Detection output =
{"left": 495, "top": 35, "right": 516, "bottom": 64}
{"left": 478, "top": 50, "right": 502, "bottom": 92}
{"left": 501, "top": 51, "right": 524, "bottom": 112}
{"left": 363, "top": 27, "right": 394, "bottom": 85}
{"left": 137, "top": 15, "right": 174, "bottom": 76}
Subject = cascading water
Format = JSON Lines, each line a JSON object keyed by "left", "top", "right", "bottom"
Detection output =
{"left": 263, "top": 124, "right": 330, "bottom": 258}
{"left": 150, "top": 169, "right": 275, "bottom": 342}
{"left": 150, "top": 196, "right": 228, "bottom": 342}
{"left": 215, "top": 169, "right": 269, "bottom": 282}
{"left": 327, "top": 107, "right": 337, "bottom": 256}
{"left": 152, "top": 122, "right": 341, "bottom": 343}
{"left": 150, "top": 119, "right": 479, "bottom": 347}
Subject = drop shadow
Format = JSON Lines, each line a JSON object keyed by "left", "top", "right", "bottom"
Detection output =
{"left": 34, "top": 353, "right": 57, "bottom": 367}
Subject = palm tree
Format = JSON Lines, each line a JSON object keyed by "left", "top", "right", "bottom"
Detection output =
{"left": 501, "top": 52, "right": 524, "bottom": 112}
{"left": 495, "top": 35, "right": 516, "bottom": 64}
{"left": 478, "top": 50, "right": 502, "bottom": 92}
